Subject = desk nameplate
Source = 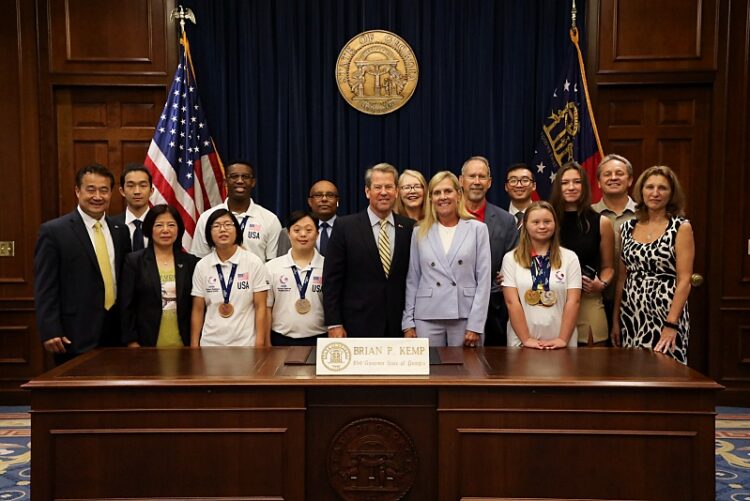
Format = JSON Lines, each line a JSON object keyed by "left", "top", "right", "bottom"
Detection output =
{"left": 315, "top": 338, "right": 430, "bottom": 375}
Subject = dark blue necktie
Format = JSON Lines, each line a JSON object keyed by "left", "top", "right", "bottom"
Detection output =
{"left": 319, "top": 221, "right": 330, "bottom": 256}
{"left": 132, "top": 219, "right": 145, "bottom": 250}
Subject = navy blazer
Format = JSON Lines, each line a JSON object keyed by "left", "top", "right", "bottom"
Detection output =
{"left": 485, "top": 202, "right": 519, "bottom": 293}
{"left": 119, "top": 247, "right": 199, "bottom": 346}
{"left": 34, "top": 210, "right": 131, "bottom": 354}
{"left": 402, "top": 219, "right": 491, "bottom": 333}
{"left": 323, "top": 210, "right": 414, "bottom": 337}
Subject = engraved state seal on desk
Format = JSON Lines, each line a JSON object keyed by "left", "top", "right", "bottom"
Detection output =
{"left": 336, "top": 30, "right": 419, "bottom": 115}
{"left": 328, "top": 417, "right": 418, "bottom": 500}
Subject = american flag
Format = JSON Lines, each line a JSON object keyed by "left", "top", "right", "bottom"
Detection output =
{"left": 146, "top": 31, "right": 226, "bottom": 250}
{"left": 530, "top": 27, "right": 603, "bottom": 201}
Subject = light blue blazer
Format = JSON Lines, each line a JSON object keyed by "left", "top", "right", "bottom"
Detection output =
{"left": 402, "top": 219, "right": 491, "bottom": 334}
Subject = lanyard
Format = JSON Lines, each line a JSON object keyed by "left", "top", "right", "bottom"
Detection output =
{"left": 238, "top": 215, "right": 249, "bottom": 233}
{"left": 291, "top": 266, "right": 312, "bottom": 300}
{"left": 529, "top": 251, "right": 551, "bottom": 292}
{"left": 216, "top": 263, "right": 238, "bottom": 304}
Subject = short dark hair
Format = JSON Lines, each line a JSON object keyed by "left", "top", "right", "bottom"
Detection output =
{"left": 505, "top": 163, "right": 534, "bottom": 180}
{"left": 204, "top": 209, "right": 244, "bottom": 248}
{"left": 225, "top": 161, "right": 255, "bottom": 177}
{"left": 120, "top": 163, "right": 153, "bottom": 188}
{"left": 142, "top": 204, "right": 184, "bottom": 250}
{"left": 286, "top": 210, "right": 319, "bottom": 230}
{"left": 76, "top": 163, "right": 115, "bottom": 189}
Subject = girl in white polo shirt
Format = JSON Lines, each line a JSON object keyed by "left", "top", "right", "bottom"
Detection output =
{"left": 501, "top": 201, "right": 582, "bottom": 349}
{"left": 265, "top": 211, "right": 326, "bottom": 346}
{"left": 191, "top": 209, "right": 270, "bottom": 347}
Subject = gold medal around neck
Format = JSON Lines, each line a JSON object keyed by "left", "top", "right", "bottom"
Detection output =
{"left": 524, "top": 289, "right": 541, "bottom": 306}
{"left": 335, "top": 30, "right": 419, "bottom": 115}
{"left": 218, "top": 303, "right": 234, "bottom": 318}
{"left": 295, "top": 298, "right": 312, "bottom": 315}
{"left": 540, "top": 291, "right": 558, "bottom": 307}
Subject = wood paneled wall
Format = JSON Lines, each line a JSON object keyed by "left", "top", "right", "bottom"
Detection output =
{"left": 1, "top": 0, "right": 749, "bottom": 403}
{"left": 0, "top": 0, "right": 175, "bottom": 403}
{"left": 589, "top": 0, "right": 750, "bottom": 402}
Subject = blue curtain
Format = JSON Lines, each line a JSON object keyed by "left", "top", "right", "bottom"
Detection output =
{"left": 182, "top": 0, "right": 586, "bottom": 217}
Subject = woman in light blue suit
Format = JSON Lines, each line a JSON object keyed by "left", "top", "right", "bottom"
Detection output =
{"left": 402, "top": 171, "right": 491, "bottom": 347}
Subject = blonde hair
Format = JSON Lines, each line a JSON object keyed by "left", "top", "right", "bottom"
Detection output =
{"left": 418, "top": 171, "right": 474, "bottom": 239}
{"left": 395, "top": 169, "right": 428, "bottom": 221}
{"left": 513, "top": 201, "right": 562, "bottom": 269}
{"left": 632, "top": 165, "right": 686, "bottom": 221}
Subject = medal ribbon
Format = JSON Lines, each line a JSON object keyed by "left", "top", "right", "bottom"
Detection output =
{"left": 216, "top": 263, "right": 238, "bottom": 305}
{"left": 530, "top": 252, "right": 551, "bottom": 292}
{"left": 238, "top": 215, "right": 249, "bottom": 234}
{"left": 292, "top": 266, "right": 312, "bottom": 300}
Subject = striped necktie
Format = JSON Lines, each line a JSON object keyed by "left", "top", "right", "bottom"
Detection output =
{"left": 93, "top": 221, "right": 115, "bottom": 310}
{"left": 378, "top": 218, "right": 391, "bottom": 277}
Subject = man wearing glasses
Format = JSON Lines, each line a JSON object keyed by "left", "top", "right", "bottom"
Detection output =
{"left": 191, "top": 161, "right": 282, "bottom": 261}
{"left": 459, "top": 156, "right": 518, "bottom": 346}
{"left": 277, "top": 180, "right": 340, "bottom": 256}
{"left": 504, "top": 163, "right": 537, "bottom": 231}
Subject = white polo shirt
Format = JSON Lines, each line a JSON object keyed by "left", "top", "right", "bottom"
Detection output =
{"left": 192, "top": 247, "right": 270, "bottom": 346}
{"left": 190, "top": 199, "right": 282, "bottom": 261}
{"left": 265, "top": 250, "right": 326, "bottom": 338}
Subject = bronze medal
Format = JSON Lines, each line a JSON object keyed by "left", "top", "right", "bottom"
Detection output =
{"left": 540, "top": 290, "right": 557, "bottom": 307}
{"left": 218, "top": 302, "right": 234, "bottom": 318}
{"left": 295, "top": 298, "right": 312, "bottom": 314}
{"left": 524, "top": 289, "right": 540, "bottom": 306}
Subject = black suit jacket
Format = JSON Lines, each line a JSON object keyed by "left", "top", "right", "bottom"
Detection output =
{"left": 34, "top": 209, "right": 131, "bottom": 354}
{"left": 323, "top": 210, "right": 414, "bottom": 337}
{"left": 119, "top": 247, "right": 199, "bottom": 346}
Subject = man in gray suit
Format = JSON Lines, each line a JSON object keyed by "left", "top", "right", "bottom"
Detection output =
{"left": 459, "top": 156, "right": 518, "bottom": 346}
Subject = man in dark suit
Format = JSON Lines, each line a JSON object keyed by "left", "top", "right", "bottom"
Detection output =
{"left": 34, "top": 163, "right": 131, "bottom": 364}
{"left": 111, "top": 163, "right": 153, "bottom": 251}
{"left": 460, "top": 156, "right": 519, "bottom": 346}
{"left": 323, "top": 163, "right": 414, "bottom": 338}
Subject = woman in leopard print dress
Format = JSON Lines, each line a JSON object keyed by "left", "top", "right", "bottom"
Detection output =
{"left": 612, "top": 166, "right": 695, "bottom": 364}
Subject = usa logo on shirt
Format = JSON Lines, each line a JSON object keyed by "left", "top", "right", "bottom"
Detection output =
{"left": 237, "top": 272, "right": 249, "bottom": 281}
{"left": 246, "top": 223, "right": 262, "bottom": 239}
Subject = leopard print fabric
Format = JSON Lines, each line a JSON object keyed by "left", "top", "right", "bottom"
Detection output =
{"left": 619, "top": 216, "right": 689, "bottom": 364}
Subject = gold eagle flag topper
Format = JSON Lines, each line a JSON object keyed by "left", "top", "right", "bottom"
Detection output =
{"left": 336, "top": 30, "right": 419, "bottom": 115}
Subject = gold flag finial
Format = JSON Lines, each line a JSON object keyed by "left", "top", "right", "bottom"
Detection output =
{"left": 169, "top": 5, "right": 196, "bottom": 34}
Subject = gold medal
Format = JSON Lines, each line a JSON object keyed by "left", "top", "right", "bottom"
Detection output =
{"left": 295, "top": 298, "right": 312, "bottom": 314}
{"left": 540, "top": 291, "right": 557, "bottom": 307}
{"left": 218, "top": 302, "right": 234, "bottom": 318}
{"left": 524, "top": 289, "right": 540, "bottom": 306}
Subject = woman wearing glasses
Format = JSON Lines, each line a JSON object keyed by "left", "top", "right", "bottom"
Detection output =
{"left": 191, "top": 209, "right": 270, "bottom": 347}
{"left": 120, "top": 204, "right": 199, "bottom": 347}
{"left": 395, "top": 169, "right": 428, "bottom": 221}
{"left": 550, "top": 162, "right": 615, "bottom": 346}
{"left": 402, "top": 171, "right": 491, "bottom": 347}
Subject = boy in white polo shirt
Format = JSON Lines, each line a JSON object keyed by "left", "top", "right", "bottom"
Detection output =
{"left": 266, "top": 211, "right": 326, "bottom": 346}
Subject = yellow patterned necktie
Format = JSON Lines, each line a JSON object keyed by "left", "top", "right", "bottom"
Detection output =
{"left": 378, "top": 218, "right": 391, "bottom": 277}
{"left": 93, "top": 221, "right": 115, "bottom": 310}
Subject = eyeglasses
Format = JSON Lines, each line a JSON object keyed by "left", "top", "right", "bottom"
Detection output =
{"left": 506, "top": 177, "right": 534, "bottom": 187}
{"left": 309, "top": 192, "right": 338, "bottom": 200}
{"left": 210, "top": 222, "right": 236, "bottom": 231}
{"left": 400, "top": 184, "right": 424, "bottom": 192}
{"left": 465, "top": 174, "right": 490, "bottom": 182}
{"left": 227, "top": 173, "right": 254, "bottom": 182}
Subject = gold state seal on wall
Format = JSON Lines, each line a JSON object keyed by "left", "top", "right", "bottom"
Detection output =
{"left": 336, "top": 30, "right": 419, "bottom": 115}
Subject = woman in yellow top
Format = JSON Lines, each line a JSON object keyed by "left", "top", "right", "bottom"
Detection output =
{"left": 120, "top": 204, "right": 199, "bottom": 347}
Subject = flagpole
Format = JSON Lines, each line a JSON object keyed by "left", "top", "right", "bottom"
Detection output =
{"left": 170, "top": 5, "right": 196, "bottom": 35}
{"left": 569, "top": 0, "right": 603, "bottom": 156}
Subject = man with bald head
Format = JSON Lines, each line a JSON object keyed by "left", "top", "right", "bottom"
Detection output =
{"left": 277, "top": 179, "right": 340, "bottom": 256}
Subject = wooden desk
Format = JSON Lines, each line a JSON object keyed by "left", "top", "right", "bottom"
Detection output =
{"left": 24, "top": 347, "right": 721, "bottom": 500}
